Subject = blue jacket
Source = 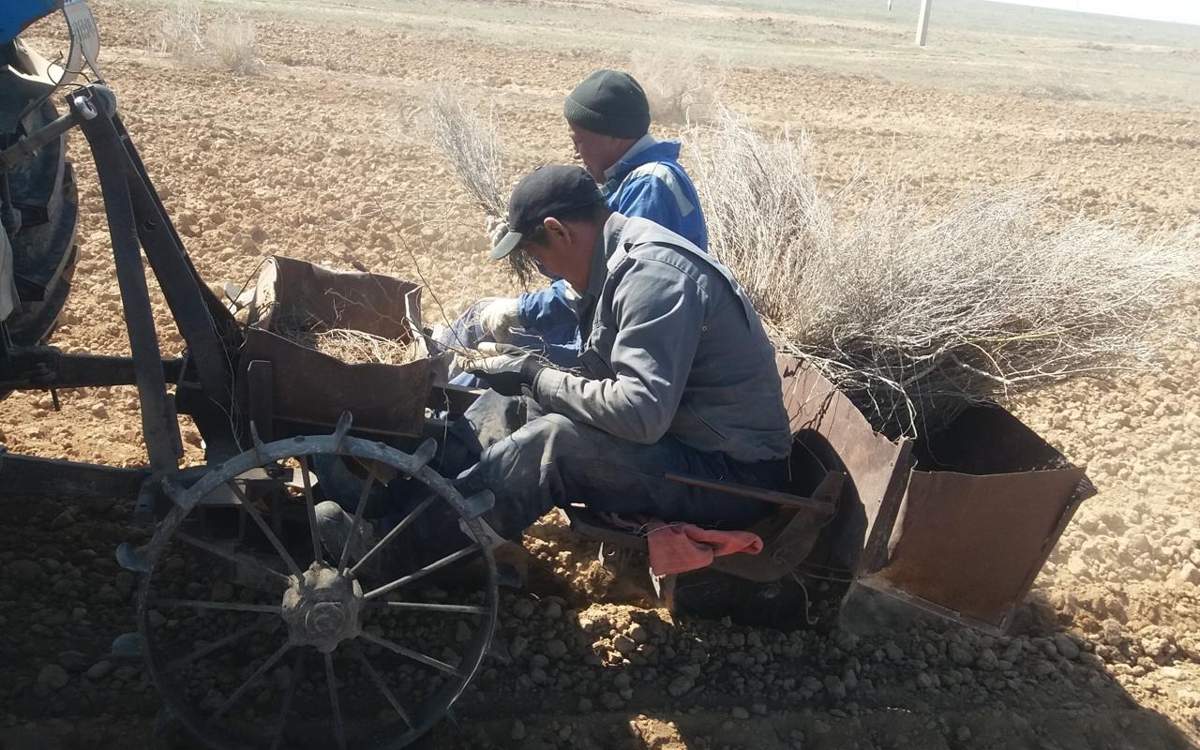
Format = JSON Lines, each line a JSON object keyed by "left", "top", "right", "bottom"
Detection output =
{"left": 516, "top": 137, "right": 707, "bottom": 343}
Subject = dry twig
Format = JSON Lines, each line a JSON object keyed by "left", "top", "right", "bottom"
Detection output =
{"left": 424, "top": 87, "right": 508, "bottom": 219}
{"left": 689, "top": 109, "right": 1200, "bottom": 437}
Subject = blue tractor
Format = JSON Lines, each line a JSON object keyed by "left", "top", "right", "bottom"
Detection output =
{"left": 1, "top": 0, "right": 81, "bottom": 350}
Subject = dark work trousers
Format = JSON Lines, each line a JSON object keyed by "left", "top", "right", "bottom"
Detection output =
{"left": 449, "top": 391, "right": 784, "bottom": 540}
{"left": 314, "top": 391, "right": 785, "bottom": 564}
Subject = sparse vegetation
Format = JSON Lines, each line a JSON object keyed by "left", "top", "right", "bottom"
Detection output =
{"left": 688, "top": 110, "right": 1199, "bottom": 437}
{"left": 154, "top": 0, "right": 262, "bottom": 75}
{"left": 204, "top": 17, "right": 262, "bottom": 75}
{"left": 424, "top": 87, "right": 508, "bottom": 219}
{"left": 629, "top": 50, "right": 724, "bottom": 124}
{"left": 154, "top": 0, "right": 203, "bottom": 57}
{"left": 423, "top": 87, "right": 530, "bottom": 278}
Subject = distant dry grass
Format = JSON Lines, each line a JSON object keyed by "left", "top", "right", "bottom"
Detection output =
{"left": 205, "top": 18, "right": 262, "bottom": 75}
{"left": 155, "top": 0, "right": 203, "bottom": 57}
{"left": 629, "top": 51, "right": 724, "bottom": 124}
{"left": 155, "top": 0, "right": 262, "bottom": 75}
{"left": 689, "top": 110, "right": 1200, "bottom": 437}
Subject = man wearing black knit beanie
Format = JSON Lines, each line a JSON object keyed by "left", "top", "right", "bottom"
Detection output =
{"left": 457, "top": 69, "right": 709, "bottom": 361}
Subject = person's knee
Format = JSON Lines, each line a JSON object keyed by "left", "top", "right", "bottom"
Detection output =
{"left": 314, "top": 500, "right": 348, "bottom": 528}
{"left": 523, "top": 413, "right": 583, "bottom": 446}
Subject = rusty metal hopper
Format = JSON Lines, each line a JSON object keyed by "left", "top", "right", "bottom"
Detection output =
{"left": 237, "top": 255, "right": 447, "bottom": 439}
{"left": 777, "top": 356, "right": 1094, "bottom": 635}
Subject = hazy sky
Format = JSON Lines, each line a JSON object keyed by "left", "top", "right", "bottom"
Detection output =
{"left": 987, "top": 0, "right": 1200, "bottom": 25}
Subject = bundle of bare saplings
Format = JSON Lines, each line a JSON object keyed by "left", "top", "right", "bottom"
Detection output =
{"left": 424, "top": 92, "right": 1199, "bottom": 440}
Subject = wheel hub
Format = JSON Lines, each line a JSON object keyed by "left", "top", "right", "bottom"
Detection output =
{"left": 281, "top": 563, "right": 363, "bottom": 653}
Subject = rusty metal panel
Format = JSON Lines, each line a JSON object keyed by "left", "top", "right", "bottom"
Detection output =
{"left": 777, "top": 356, "right": 1093, "bottom": 635}
{"left": 776, "top": 356, "right": 911, "bottom": 575}
{"left": 863, "top": 405, "right": 1094, "bottom": 632}
{"left": 239, "top": 329, "right": 440, "bottom": 438}
{"left": 249, "top": 255, "right": 421, "bottom": 340}
{"left": 237, "top": 256, "right": 443, "bottom": 438}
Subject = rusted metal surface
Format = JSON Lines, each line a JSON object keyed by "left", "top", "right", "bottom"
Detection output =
{"left": 250, "top": 255, "right": 420, "bottom": 340}
{"left": 0, "top": 450, "right": 148, "bottom": 500}
{"left": 775, "top": 356, "right": 911, "bottom": 575}
{"left": 861, "top": 405, "right": 1094, "bottom": 632}
{"left": 709, "top": 467, "right": 843, "bottom": 582}
{"left": 776, "top": 356, "right": 1093, "bottom": 634}
{"left": 238, "top": 256, "right": 446, "bottom": 438}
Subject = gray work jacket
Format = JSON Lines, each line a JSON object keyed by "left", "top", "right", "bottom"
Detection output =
{"left": 532, "top": 214, "right": 793, "bottom": 464}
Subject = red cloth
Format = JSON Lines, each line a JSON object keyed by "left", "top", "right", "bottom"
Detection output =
{"left": 645, "top": 522, "right": 763, "bottom": 577}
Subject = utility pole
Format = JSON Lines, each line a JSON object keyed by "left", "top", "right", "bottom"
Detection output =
{"left": 916, "top": 0, "right": 932, "bottom": 46}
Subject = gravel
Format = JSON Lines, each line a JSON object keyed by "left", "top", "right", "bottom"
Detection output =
{"left": 36, "top": 665, "right": 69, "bottom": 693}
{"left": 1054, "top": 634, "right": 1081, "bottom": 660}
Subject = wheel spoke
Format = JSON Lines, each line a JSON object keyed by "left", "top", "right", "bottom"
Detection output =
{"left": 298, "top": 458, "right": 323, "bottom": 565}
{"left": 367, "top": 601, "right": 487, "bottom": 615}
{"left": 352, "top": 645, "right": 413, "bottom": 728}
{"left": 212, "top": 641, "right": 291, "bottom": 719}
{"left": 338, "top": 469, "right": 378, "bottom": 573}
{"left": 359, "top": 630, "right": 462, "bottom": 677}
{"left": 325, "top": 652, "right": 347, "bottom": 750}
{"left": 226, "top": 481, "right": 303, "bottom": 577}
{"left": 350, "top": 495, "right": 435, "bottom": 577}
{"left": 176, "top": 531, "right": 292, "bottom": 587}
{"left": 269, "top": 651, "right": 306, "bottom": 750}
{"left": 155, "top": 599, "right": 282, "bottom": 615}
{"left": 165, "top": 619, "right": 277, "bottom": 673}
{"left": 363, "top": 545, "right": 479, "bottom": 601}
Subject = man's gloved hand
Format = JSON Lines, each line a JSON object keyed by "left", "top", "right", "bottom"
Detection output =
{"left": 477, "top": 297, "right": 521, "bottom": 342}
{"left": 463, "top": 343, "right": 545, "bottom": 397}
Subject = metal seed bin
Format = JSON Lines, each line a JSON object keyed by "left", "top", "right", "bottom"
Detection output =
{"left": 777, "top": 356, "right": 1094, "bottom": 634}
{"left": 238, "top": 255, "right": 447, "bottom": 439}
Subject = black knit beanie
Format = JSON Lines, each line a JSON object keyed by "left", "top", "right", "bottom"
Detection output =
{"left": 563, "top": 70, "right": 651, "bottom": 139}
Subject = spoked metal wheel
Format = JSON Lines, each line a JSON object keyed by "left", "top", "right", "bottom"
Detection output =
{"left": 125, "top": 424, "right": 499, "bottom": 750}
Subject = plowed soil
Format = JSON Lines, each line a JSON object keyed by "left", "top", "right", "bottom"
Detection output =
{"left": 1, "top": 1, "right": 1198, "bottom": 748}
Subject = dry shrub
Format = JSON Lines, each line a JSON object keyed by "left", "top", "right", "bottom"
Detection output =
{"left": 310, "top": 329, "right": 419, "bottom": 366}
{"left": 629, "top": 51, "right": 724, "bottom": 125}
{"left": 423, "top": 87, "right": 531, "bottom": 279}
{"left": 204, "top": 17, "right": 262, "bottom": 75}
{"left": 424, "top": 87, "right": 507, "bottom": 219}
{"left": 155, "top": 0, "right": 204, "bottom": 57}
{"left": 689, "top": 110, "right": 1200, "bottom": 438}
{"left": 154, "top": 1, "right": 262, "bottom": 75}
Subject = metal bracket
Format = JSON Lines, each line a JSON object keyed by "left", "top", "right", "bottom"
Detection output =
{"left": 331, "top": 411, "right": 354, "bottom": 452}
{"left": 160, "top": 475, "right": 189, "bottom": 509}
{"left": 410, "top": 438, "right": 438, "bottom": 471}
{"left": 461, "top": 516, "right": 505, "bottom": 550}
{"left": 110, "top": 632, "right": 144, "bottom": 659}
{"left": 459, "top": 490, "right": 496, "bottom": 520}
{"left": 115, "top": 542, "right": 151, "bottom": 573}
{"left": 249, "top": 420, "right": 266, "bottom": 464}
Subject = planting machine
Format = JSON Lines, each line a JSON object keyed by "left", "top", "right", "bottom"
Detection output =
{"left": 0, "top": 3, "right": 1095, "bottom": 749}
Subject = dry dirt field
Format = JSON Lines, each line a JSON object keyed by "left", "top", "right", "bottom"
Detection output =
{"left": 1, "top": 0, "right": 1199, "bottom": 748}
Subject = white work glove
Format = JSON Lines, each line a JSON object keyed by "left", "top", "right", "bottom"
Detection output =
{"left": 477, "top": 297, "right": 521, "bottom": 342}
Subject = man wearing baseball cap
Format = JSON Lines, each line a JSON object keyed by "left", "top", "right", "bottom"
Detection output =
{"left": 451, "top": 164, "right": 789, "bottom": 540}
{"left": 467, "top": 69, "right": 708, "bottom": 353}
